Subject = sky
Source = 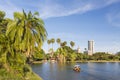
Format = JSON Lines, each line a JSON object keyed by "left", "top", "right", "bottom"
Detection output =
{"left": 0, "top": 0, "right": 120, "bottom": 53}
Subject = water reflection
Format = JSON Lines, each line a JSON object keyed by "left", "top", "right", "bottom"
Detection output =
{"left": 31, "top": 62, "right": 120, "bottom": 80}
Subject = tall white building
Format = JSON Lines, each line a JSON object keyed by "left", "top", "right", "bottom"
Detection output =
{"left": 88, "top": 40, "right": 94, "bottom": 55}
{"left": 77, "top": 46, "right": 81, "bottom": 53}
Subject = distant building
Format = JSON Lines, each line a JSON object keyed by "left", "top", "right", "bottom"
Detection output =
{"left": 74, "top": 46, "right": 81, "bottom": 53}
{"left": 77, "top": 46, "right": 81, "bottom": 53}
{"left": 88, "top": 40, "right": 94, "bottom": 55}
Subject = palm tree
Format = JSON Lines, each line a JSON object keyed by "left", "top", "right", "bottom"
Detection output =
{"left": 60, "top": 41, "right": 67, "bottom": 47}
{"left": 0, "top": 10, "right": 46, "bottom": 79}
{"left": 0, "top": 11, "right": 12, "bottom": 71}
{"left": 47, "top": 39, "right": 51, "bottom": 52}
{"left": 47, "top": 39, "right": 51, "bottom": 45}
{"left": 56, "top": 38, "right": 61, "bottom": 47}
{"left": 50, "top": 38, "right": 55, "bottom": 58}
{"left": 0, "top": 11, "right": 9, "bottom": 34}
{"left": 0, "top": 34, "right": 10, "bottom": 71}
{"left": 6, "top": 10, "right": 47, "bottom": 59}
{"left": 70, "top": 41, "right": 75, "bottom": 49}
{"left": 51, "top": 38, "right": 55, "bottom": 51}
{"left": 63, "top": 41, "right": 67, "bottom": 46}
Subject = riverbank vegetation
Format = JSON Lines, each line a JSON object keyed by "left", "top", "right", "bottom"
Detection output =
{"left": 0, "top": 10, "right": 47, "bottom": 80}
{"left": 1, "top": 9, "right": 119, "bottom": 79}
{"left": 32, "top": 38, "right": 120, "bottom": 63}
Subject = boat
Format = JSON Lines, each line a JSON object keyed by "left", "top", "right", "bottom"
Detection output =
{"left": 73, "top": 65, "right": 80, "bottom": 72}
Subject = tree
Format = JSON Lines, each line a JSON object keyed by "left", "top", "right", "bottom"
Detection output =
{"left": 116, "top": 52, "right": 120, "bottom": 56}
{"left": 47, "top": 39, "right": 51, "bottom": 52}
{"left": 0, "top": 34, "right": 9, "bottom": 71}
{"left": 60, "top": 41, "right": 67, "bottom": 47}
{"left": 33, "top": 48, "right": 45, "bottom": 61}
{"left": 93, "top": 52, "right": 109, "bottom": 60}
{"left": 51, "top": 38, "right": 55, "bottom": 53}
{"left": 0, "top": 11, "right": 5, "bottom": 20}
{"left": 0, "top": 11, "right": 9, "bottom": 34}
{"left": 56, "top": 46, "right": 73, "bottom": 62}
{"left": 6, "top": 10, "right": 47, "bottom": 59}
{"left": 76, "top": 53, "right": 83, "bottom": 61}
{"left": 70, "top": 41, "right": 75, "bottom": 49}
{"left": 0, "top": 11, "right": 12, "bottom": 71}
{"left": 0, "top": 10, "right": 45, "bottom": 80}
{"left": 115, "top": 52, "right": 120, "bottom": 60}
{"left": 56, "top": 38, "right": 61, "bottom": 47}
{"left": 63, "top": 41, "right": 67, "bottom": 46}
{"left": 47, "top": 39, "right": 51, "bottom": 45}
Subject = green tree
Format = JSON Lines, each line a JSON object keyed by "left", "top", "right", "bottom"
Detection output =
{"left": 0, "top": 11, "right": 10, "bottom": 34}
{"left": 115, "top": 52, "right": 120, "bottom": 60}
{"left": 66, "top": 52, "right": 77, "bottom": 61}
{"left": 0, "top": 10, "right": 44, "bottom": 80}
{"left": 56, "top": 46, "right": 73, "bottom": 62}
{"left": 70, "top": 41, "right": 75, "bottom": 49}
{"left": 6, "top": 10, "right": 47, "bottom": 59}
{"left": 0, "top": 11, "right": 12, "bottom": 71}
{"left": 33, "top": 48, "right": 45, "bottom": 61}
{"left": 63, "top": 41, "right": 67, "bottom": 46}
{"left": 93, "top": 52, "right": 109, "bottom": 60}
{"left": 60, "top": 41, "right": 67, "bottom": 47}
{"left": 56, "top": 38, "right": 61, "bottom": 47}
{"left": 76, "top": 53, "right": 84, "bottom": 61}
{"left": 116, "top": 51, "right": 120, "bottom": 56}
{"left": 47, "top": 39, "right": 51, "bottom": 52}
{"left": 51, "top": 38, "right": 55, "bottom": 56}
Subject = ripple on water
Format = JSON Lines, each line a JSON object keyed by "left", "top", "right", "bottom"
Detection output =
{"left": 31, "top": 62, "right": 120, "bottom": 80}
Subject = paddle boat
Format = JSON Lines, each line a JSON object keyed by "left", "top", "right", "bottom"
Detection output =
{"left": 73, "top": 65, "right": 80, "bottom": 72}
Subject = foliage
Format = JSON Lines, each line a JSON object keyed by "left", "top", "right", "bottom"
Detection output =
{"left": 66, "top": 52, "right": 77, "bottom": 61}
{"left": 46, "top": 38, "right": 120, "bottom": 62}
{"left": 6, "top": 10, "right": 47, "bottom": 58}
{"left": 47, "top": 40, "right": 51, "bottom": 45}
{"left": 51, "top": 38, "right": 55, "bottom": 44}
{"left": 0, "top": 10, "right": 46, "bottom": 80}
{"left": 56, "top": 46, "right": 75, "bottom": 62}
{"left": 92, "top": 52, "right": 110, "bottom": 60}
{"left": 70, "top": 41, "right": 75, "bottom": 48}
{"left": 76, "top": 53, "right": 84, "bottom": 60}
{"left": 33, "top": 48, "right": 45, "bottom": 61}
{"left": 56, "top": 38, "right": 61, "bottom": 45}
{"left": 116, "top": 51, "right": 120, "bottom": 56}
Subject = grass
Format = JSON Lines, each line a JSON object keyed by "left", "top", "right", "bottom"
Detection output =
{"left": 0, "top": 66, "right": 42, "bottom": 80}
{"left": 0, "top": 70, "right": 42, "bottom": 80}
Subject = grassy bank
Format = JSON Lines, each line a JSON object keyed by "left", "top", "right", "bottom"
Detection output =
{"left": 0, "top": 64, "right": 42, "bottom": 80}
{"left": 0, "top": 73, "right": 42, "bottom": 80}
{"left": 0, "top": 69, "right": 42, "bottom": 80}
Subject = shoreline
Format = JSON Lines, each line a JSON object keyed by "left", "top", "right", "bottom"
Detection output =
{"left": 75, "top": 60, "right": 120, "bottom": 63}
{"left": 32, "top": 60, "right": 120, "bottom": 64}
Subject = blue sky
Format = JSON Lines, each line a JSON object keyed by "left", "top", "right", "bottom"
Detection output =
{"left": 0, "top": 0, "right": 120, "bottom": 53}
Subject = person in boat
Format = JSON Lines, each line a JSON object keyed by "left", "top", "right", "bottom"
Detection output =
{"left": 73, "top": 65, "right": 80, "bottom": 72}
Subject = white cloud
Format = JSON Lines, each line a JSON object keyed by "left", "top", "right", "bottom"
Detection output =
{"left": 39, "top": 0, "right": 120, "bottom": 19}
{"left": 0, "top": 0, "right": 120, "bottom": 19}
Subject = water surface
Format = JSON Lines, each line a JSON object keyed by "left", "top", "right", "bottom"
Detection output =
{"left": 31, "top": 62, "right": 120, "bottom": 80}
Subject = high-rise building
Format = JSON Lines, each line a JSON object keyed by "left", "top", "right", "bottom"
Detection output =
{"left": 77, "top": 46, "right": 80, "bottom": 53}
{"left": 88, "top": 40, "right": 94, "bottom": 55}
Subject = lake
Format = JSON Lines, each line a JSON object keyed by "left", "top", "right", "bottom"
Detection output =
{"left": 31, "top": 62, "right": 120, "bottom": 80}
